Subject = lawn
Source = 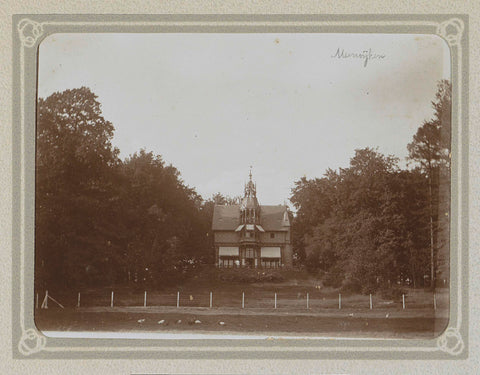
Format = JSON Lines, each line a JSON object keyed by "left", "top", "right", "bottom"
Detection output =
{"left": 34, "top": 270, "right": 449, "bottom": 338}
{"left": 35, "top": 270, "right": 448, "bottom": 310}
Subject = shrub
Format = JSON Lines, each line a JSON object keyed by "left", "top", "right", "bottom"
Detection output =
{"left": 322, "top": 267, "right": 344, "bottom": 288}
{"left": 340, "top": 278, "right": 362, "bottom": 294}
{"left": 305, "top": 252, "right": 321, "bottom": 274}
{"left": 258, "top": 272, "right": 284, "bottom": 282}
{"left": 379, "top": 287, "right": 406, "bottom": 302}
{"left": 361, "top": 284, "right": 378, "bottom": 295}
{"left": 217, "top": 269, "right": 285, "bottom": 283}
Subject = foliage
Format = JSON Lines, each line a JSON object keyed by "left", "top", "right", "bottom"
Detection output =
{"left": 36, "top": 88, "right": 214, "bottom": 290}
{"left": 340, "top": 278, "right": 362, "bottom": 294}
{"left": 321, "top": 266, "right": 345, "bottom": 289}
{"left": 217, "top": 269, "right": 285, "bottom": 283}
{"left": 36, "top": 87, "right": 121, "bottom": 289}
{"left": 378, "top": 286, "right": 407, "bottom": 302}
{"left": 407, "top": 79, "right": 451, "bottom": 287}
{"left": 210, "top": 192, "right": 242, "bottom": 205}
{"left": 290, "top": 80, "right": 451, "bottom": 293}
{"left": 36, "top": 80, "right": 451, "bottom": 294}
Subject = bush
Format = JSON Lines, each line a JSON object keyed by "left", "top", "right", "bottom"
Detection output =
{"left": 361, "top": 284, "right": 378, "bottom": 295}
{"left": 305, "top": 252, "right": 321, "bottom": 274}
{"left": 217, "top": 269, "right": 285, "bottom": 283}
{"left": 340, "top": 278, "right": 362, "bottom": 294}
{"left": 258, "top": 272, "right": 284, "bottom": 282}
{"left": 379, "top": 287, "right": 406, "bottom": 302}
{"left": 322, "top": 267, "right": 344, "bottom": 288}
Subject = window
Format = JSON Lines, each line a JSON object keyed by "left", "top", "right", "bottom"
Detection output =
{"left": 261, "top": 259, "right": 279, "bottom": 269}
{"left": 270, "top": 233, "right": 275, "bottom": 239}
{"left": 219, "top": 257, "right": 238, "bottom": 268}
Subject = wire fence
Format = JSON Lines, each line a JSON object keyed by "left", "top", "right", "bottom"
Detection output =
{"left": 35, "top": 288, "right": 447, "bottom": 311}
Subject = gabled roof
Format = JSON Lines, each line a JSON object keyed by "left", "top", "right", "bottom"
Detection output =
{"left": 259, "top": 205, "right": 290, "bottom": 231}
{"left": 212, "top": 204, "right": 241, "bottom": 230}
{"left": 212, "top": 204, "right": 290, "bottom": 231}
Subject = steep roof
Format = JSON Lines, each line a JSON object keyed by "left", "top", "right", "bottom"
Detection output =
{"left": 212, "top": 205, "right": 241, "bottom": 230}
{"left": 212, "top": 204, "right": 290, "bottom": 231}
{"left": 260, "top": 205, "right": 290, "bottom": 231}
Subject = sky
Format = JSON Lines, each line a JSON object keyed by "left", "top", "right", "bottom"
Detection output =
{"left": 38, "top": 33, "right": 450, "bottom": 206}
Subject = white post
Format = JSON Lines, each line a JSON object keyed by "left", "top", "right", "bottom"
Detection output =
{"left": 274, "top": 293, "right": 277, "bottom": 309}
{"left": 402, "top": 294, "right": 405, "bottom": 310}
{"left": 210, "top": 292, "right": 213, "bottom": 308}
{"left": 144, "top": 291, "right": 147, "bottom": 307}
{"left": 369, "top": 294, "right": 373, "bottom": 310}
{"left": 45, "top": 290, "right": 48, "bottom": 309}
{"left": 111, "top": 291, "right": 114, "bottom": 308}
{"left": 338, "top": 293, "right": 341, "bottom": 309}
{"left": 77, "top": 292, "right": 81, "bottom": 308}
{"left": 433, "top": 292, "right": 437, "bottom": 310}
{"left": 242, "top": 292, "right": 245, "bottom": 309}
{"left": 177, "top": 291, "right": 180, "bottom": 308}
{"left": 36, "top": 293, "right": 38, "bottom": 309}
{"left": 40, "top": 291, "right": 47, "bottom": 309}
{"left": 306, "top": 293, "right": 309, "bottom": 309}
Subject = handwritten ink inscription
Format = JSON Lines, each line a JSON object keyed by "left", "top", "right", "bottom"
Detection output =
{"left": 332, "top": 48, "right": 386, "bottom": 67}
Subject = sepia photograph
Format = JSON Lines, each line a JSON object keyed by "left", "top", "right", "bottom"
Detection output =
{"left": 33, "top": 32, "right": 451, "bottom": 340}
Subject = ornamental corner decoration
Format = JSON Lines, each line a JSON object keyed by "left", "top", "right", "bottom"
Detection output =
{"left": 18, "top": 328, "right": 47, "bottom": 356}
{"left": 436, "top": 18, "right": 465, "bottom": 47}
{"left": 18, "top": 18, "right": 44, "bottom": 48}
{"left": 436, "top": 327, "right": 465, "bottom": 356}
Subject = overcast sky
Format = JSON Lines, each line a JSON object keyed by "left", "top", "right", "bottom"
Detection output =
{"left": 38, "top": 33, "right": 450, "bottom": 205}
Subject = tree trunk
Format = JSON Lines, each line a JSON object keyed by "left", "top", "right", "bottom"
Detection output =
{"left": 428, "top": 169, "right": 435, "bottom": 290}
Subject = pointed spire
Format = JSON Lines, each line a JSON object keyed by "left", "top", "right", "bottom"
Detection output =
{"left": 282, "top": 209, "right": 290, "bottom": 226}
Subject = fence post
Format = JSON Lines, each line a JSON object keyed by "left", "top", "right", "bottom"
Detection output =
{"left": 369, "top": 294, "right": 373, "bottom": 310}
{"left": 338, "top": 294, "right": 341, "bottom": 309}
{"left": 43, "top": 290, "right": 49, "bottom": 309}
{"left": 77, "top": 292, "right": 81, "bottom": 308}
{"left": 210, "top": 291, "right": 213, "bottom": 308}
{"left": 177, "top": 291, "right": 180, "bottom": 308}
{"left": 274, "top": 293, "right": 277, "bottom": 309}
{"left": 402, "top": 294, "right": 405, "bottom": 310}
{"left": 306, "top": 293, "right": 309, "bottom": 309}
{"left": 111, "top": 291, "right": 114, "bottom": 308}
{"left": 433, "top": 292, "right": 437, "bottom": 310}
{"left": 144, "top": 291, "right": 147, "bottom": 307}
{"left": 242, "top": 292, "right": 245, "bottom": 309}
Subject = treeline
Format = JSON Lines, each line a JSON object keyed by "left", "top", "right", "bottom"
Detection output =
{"left": 290, "top": 80, "right": 451, "bottom": 292}
{"left": 36, "top": 81, "right": 451, "bottom": 293}
{"left": 35, "top": 87, "right": 217, "bottom": 290}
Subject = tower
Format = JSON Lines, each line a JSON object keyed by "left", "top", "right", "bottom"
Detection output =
{"left": 240, "top": 167, "right": 260, "bottom": 225}
{"left": 238, "top": 168, "right": 261, "bottom": 267}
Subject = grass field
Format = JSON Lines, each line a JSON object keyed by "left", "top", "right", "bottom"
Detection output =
{"left": 35, "top": 307, "right": 448, "bottom": 339}
{"left": 34, "top": 271, "right": 449, "bottom": 338}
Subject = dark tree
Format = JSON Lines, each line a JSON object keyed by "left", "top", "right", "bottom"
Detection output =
{"left": 290, "top": 148, "right": 436, "bottom": 293}
{"left": 36, "top": 87, "right": 121, "bottom": 289}
{"left": 407, "top": 79, "right": 451, "bottom": 288}
{"left": 120, "top": 150, "right": 212, "bottom": 287}
{"left": 36, "top": 87, "right": 220, "bottom": 290}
